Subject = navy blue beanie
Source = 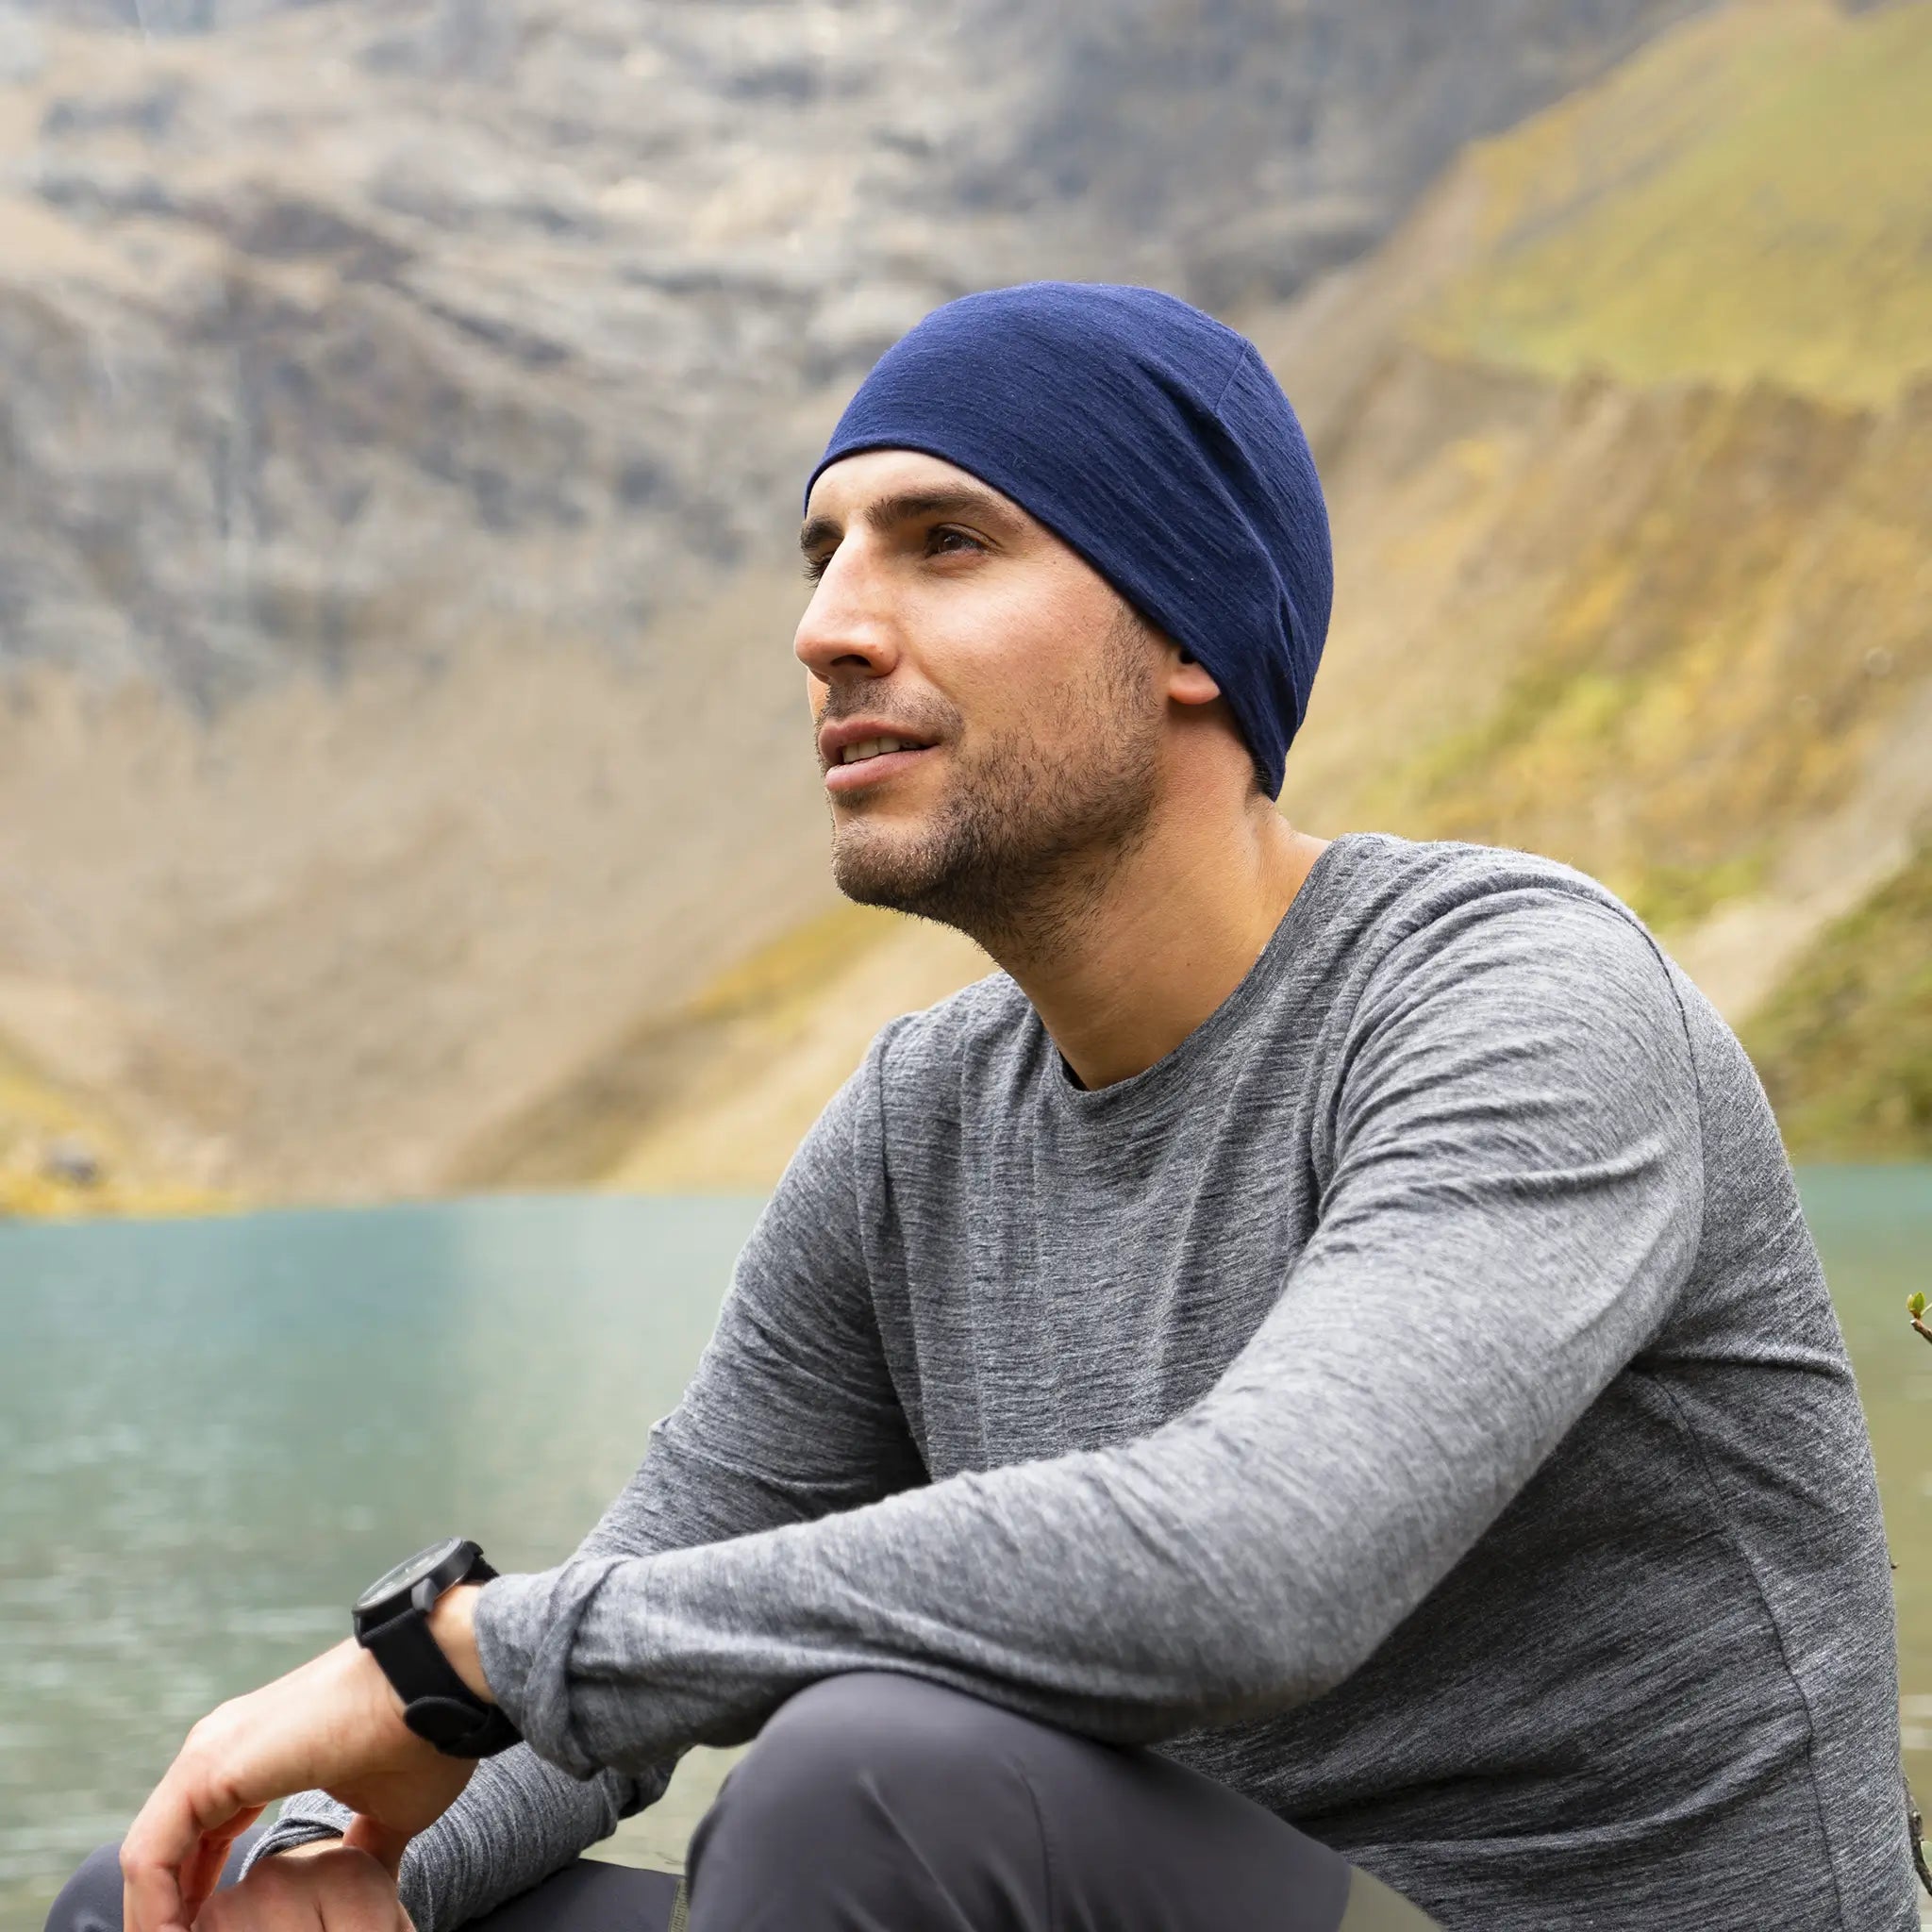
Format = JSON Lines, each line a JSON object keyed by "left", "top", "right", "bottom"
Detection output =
{"left": 805, "top": 281, "right": 1333, "bottom": 798}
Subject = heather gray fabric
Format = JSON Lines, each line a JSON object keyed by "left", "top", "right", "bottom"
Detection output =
{"left": 250, "top": 835, "right": 1916, "bottom": 1930}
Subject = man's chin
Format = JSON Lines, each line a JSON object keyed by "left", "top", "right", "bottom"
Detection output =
{"left": 829, "top": 823, "right": 951, "bottom": 914}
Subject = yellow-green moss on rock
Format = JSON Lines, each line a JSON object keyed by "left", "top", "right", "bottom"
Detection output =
{"left": 1743, "top": 842, "right": 1932, "bottom": 1158}
{"left": 1416, "top": 0, "right": 1932, "bottom": 408}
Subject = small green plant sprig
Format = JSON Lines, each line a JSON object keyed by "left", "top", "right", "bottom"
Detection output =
{"left": 1910, "top": 1292, "right": 1931, "bottom": 1346}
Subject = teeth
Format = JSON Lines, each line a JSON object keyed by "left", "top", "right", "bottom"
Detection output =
{"left": 840, "top": 736, "right": 917, "bottom": 765}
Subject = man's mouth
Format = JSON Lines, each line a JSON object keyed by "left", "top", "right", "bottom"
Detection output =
{"left": 838, "top": 734, "right": 925, "bottom": 766}
{"left": 820, "top": 724, "right": 940, "bottom": 793}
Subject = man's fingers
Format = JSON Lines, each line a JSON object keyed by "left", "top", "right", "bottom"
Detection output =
{"left": 120, "top": 1741, "right": 250, "bottom": 1932}
{"left": 119, "top": 1639, "right": 446, "bottom": 1931}
{"left": 192, "top": 1840, "right": 415, "bottom": 1932}
{"left": 122, "top": 1796, "right": 194, "bottom": 1932}
{"left": 177, "top": 1807, "right": 265, "bottom": 1926}
{"left": 176, "top": 1834, "right": 227, "bottom": 1925}
{"left": 122, "top": 1863, "right": 184, "bottom": 1932}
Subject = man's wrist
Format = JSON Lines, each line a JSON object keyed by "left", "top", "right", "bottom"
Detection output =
{"left": 274, "top": 1835, "right": 346, "bottom": 1859}
{"left": 426, "top": 1582, "right": 493, "bottom": 1706}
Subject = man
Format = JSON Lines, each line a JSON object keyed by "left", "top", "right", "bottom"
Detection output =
{"left": 54, "top": 283, "right": 1915, "bottom": 1932}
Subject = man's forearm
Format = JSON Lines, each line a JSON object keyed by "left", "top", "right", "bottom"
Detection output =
{"left": 242, "top": 1049, "right": 941, "bottom": 1920}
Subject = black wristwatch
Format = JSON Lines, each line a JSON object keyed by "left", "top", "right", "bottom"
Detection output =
{"left": 354, "top": 1537, "right": 522, "bottom": 1758}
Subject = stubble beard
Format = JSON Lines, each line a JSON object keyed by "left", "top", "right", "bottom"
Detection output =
{"left": 828, "top": 615, "right": 1164, "bottom": 965}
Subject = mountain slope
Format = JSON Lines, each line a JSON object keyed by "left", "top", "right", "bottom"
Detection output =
{"left": 0, "top": 0, "right": 1708, "bottom": 1207}
{"left": 1418, "top": 0, "right": 1932, "bottom": 406}
{"left": 0, "top": 0, "right": 1707, "bottom": 701}
{"left": 498, "top": 0, "right": 1932, "bottom": 1191}
{"left": 1746, "top": 838, "right": 1932, "bottom": 1151}
{"left": 1280, "top": 0, "right": 1932, "bottom": 1041}
{"left": 0, "top": 1000, "right": 222, "bottom": 1216}
{"left": 1742, "top": 839, "right": 1932, "bottom": 1159}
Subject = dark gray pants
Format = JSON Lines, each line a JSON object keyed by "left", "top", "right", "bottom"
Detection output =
{"left": 49, "top": 1672, "right": 1438, "bottom": 1930}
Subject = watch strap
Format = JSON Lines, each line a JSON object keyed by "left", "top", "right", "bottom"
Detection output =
{"left": 357, "top": 1551, "right": 522, "bottom": 1758}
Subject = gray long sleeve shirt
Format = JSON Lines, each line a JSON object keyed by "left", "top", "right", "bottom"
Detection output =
{"left": 249, "top": 835, "right": 1917, "bottom": 1929}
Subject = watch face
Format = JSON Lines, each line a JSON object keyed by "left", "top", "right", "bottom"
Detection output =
{"left": 355, "top": 1537, "right": 465, "bottom": 1617}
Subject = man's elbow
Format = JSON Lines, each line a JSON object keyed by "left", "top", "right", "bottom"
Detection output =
{"left": 1175, "top": 1604, "right": 1369, "bottom": 1727}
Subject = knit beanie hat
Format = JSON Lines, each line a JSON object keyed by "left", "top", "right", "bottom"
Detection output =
{"left": 805, "top": 281, "right": 1333, "bottom": 798}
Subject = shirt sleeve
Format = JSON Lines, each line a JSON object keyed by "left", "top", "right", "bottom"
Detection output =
{"left": 242, "top": 1039, "right": 926, "bottom": 1928}
{"left": 472, "top": 894, "right": 1707, "bottom": 1777}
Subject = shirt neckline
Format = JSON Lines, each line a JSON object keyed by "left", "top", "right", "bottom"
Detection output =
{"left": 1039, "top": 832, "right": 1359, "bottom": 1120}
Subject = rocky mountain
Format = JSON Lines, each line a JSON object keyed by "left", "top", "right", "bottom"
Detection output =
{"left": 467, "top": 0, "right": 1932, "bottom": 1194}
{"left": 0, "top": 0, "right": 1715, "bottom": 1208}
{"left": 2, "top": 0, "right": 1709, "bottom": 699}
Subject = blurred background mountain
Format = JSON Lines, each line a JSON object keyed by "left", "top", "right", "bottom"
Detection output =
{"left": 0, "top": 0, "right": 1926, "bottom": 1214}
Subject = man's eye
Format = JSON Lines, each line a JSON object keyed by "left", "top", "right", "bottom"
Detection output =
{"left": 928, "top": 526, "right": 985, "bottom": 558}
{"left": 802, "top": 550, "right": 833, "bottom": 583}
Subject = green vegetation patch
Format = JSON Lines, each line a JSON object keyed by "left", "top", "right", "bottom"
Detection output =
{"left": 1357, "top": 642, "right": 1779, "bottom": 935}
{"left": 1417, "top": 0, "right": 1932, "bottom": 407}
{"left": 1338, "top": 358, "right": 1929, "bottom": 945}
{"left": 1744, "top": 841, "right": 1932, "bottom": 1158}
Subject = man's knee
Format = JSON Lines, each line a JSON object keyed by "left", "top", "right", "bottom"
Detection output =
{"left": 691, "top": 1672, "right": 1047, "bottom": 1907}
{"left": 43, "top": 1841, "right": 124, "bottom": 1932}
{"left": 729, "top": 1670, "right": 1037, "bottom": 1814}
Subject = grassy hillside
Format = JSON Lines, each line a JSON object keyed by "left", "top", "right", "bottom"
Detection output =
{"left": 1330, "top": 375, "right": 1932, "bottom": 942}
{"left": 1269, "top": 0, "right": 1932, "bottom": 1156}
{"left": 1333, "top": 0, "right": 1932, "bottom": 1154}
{"left": 1418, "top": 0, "right": 1932, "bottom": 406}
{"left": 1743, "top": 840, "right": 1932, "bottom": 1158}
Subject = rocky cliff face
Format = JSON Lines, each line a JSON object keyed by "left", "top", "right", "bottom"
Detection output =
{"left": 0, "top": 0, "right": 1709, "bottom": 1204}
{"left": 2, "top": 0, "right": 1704, "bottom": 697}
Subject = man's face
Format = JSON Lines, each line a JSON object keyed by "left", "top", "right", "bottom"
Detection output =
{"left": 795, "top": 449, "right": 1166, "bottom": 942}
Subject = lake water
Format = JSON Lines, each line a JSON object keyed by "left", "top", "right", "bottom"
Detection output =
{"left": 4, "top": 1172, "right": 1930, "bottom": 1931}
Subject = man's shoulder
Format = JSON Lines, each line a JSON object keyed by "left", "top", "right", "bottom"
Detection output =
{"left": 1333, "top": 831, "right": 1646, "bottom": 938}
{"left": 1319, "top": 832, "right": 1698, "bottom": 1040}
{"left": 1329, "top": 831, "right": 1678, "bottom": 977}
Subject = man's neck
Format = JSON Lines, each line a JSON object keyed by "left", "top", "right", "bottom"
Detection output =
{"left": 986, "top": 803, "right": 1329, "bottom": 1091}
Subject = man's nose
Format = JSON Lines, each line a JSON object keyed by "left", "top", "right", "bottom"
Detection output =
{"left": 794, "top": 550, "right": 901, "bottom": 687}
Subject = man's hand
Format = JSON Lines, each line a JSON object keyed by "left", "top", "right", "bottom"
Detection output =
{"left": 121, "top": 1636, "right": 475, "bottom": 1932}
{"left": 190, "top": 1840, "right": 414, "bottom": 1932}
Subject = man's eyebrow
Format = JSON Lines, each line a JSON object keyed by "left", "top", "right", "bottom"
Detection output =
{"left": 798, "top": 487, "right": 1019, "bottom": 555}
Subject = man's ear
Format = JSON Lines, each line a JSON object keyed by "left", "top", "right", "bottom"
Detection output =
{"left": 1168, "top": 644, "right": 1223, "bottom": 708}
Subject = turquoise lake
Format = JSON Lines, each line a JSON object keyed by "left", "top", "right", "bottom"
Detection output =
{"left": 3, "top": 1172, "right": 1929, "bottom": 1930}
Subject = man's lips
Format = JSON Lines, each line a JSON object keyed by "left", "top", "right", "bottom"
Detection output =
{"left": 824, "top": 743, "right": 937, "bottom": 794}
{"left": 818, "top": 717, "right": 941, "bottom": 794}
